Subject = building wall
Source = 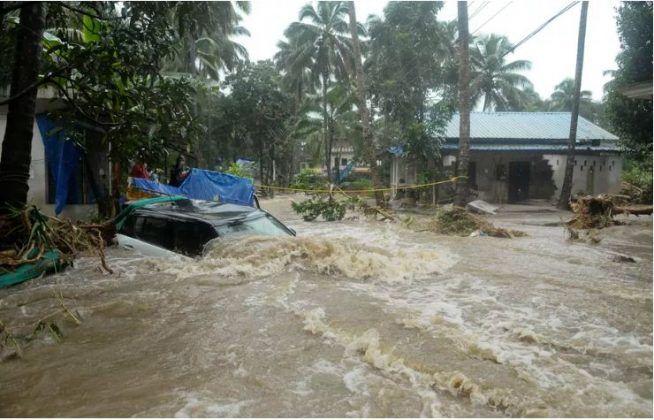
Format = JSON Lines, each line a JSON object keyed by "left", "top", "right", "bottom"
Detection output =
{"left": 544, "top": 154, "right": 623, "bottom": 196}
{"left": 390, "top": 157, "right": 417, "bottom": 183}
{"left": 0, "top": 113, "right": 97, "bottom": 220}
{"left": 390, "top": 151, "right": 624, "bottom": 203}
{"left": 453, "top": 152, "right": 556, "bottom": 203}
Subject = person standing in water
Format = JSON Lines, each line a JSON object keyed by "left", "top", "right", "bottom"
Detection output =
{"left": 170, "top": 155, "right": 189, "bottom": 187}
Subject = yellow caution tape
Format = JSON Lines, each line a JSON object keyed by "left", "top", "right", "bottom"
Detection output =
{"left": 254, "top": 176, "right": 466, "bottom": 194}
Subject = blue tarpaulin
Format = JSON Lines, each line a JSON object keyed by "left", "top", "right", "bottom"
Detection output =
{"left": 131, "top": 168, "right": 254, "bottom": 207}
{"left": 130, "top": 178, "right": 182, "bottom": 197}
{"left": 36, "top": 114, "right": 82, "bottom": 215}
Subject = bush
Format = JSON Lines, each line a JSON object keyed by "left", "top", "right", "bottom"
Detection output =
{"left": 621, "top": 160, "right": 653, "bottom": 203}
{"left": 291, "top": 196, "right": 346, "bottom": 221}
{"left": 291, "top": 168, "right": 328, "bottom": 191}
{"left": 342, "top": 178, "right": 372, "bottom": 191}
{"left": 225, "top": 162, "right": 253, "bottom": 180}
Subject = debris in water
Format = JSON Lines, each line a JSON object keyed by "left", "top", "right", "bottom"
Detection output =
{"left": 568, "top": 194, "right": 653, "bottom": 229}
{"left": 0, "top": 206, "right": 115, "bottom": 285}
{"left": 566, "top": 225, "right": 602, "bottom": 244}
{"left": 465, "top": 200, "right": 498, "bottom": 215}
{"left": 611, "top": 253, "right": 637, "bottom": 263}
{"left": 291, "top": 196, "right": 347, "bottom": 221}
{"left": 424, "top": 207, "right": 525, "bottom": 238}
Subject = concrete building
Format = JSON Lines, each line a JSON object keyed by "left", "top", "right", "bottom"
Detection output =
{"left": 299, "top": 142, "right": 370, "bottom": 180}
{"left": 0, "top": 87, "right": 109, "bottom": 219}
{"left": 389, "top": 112, "right": 622, "bottom": 203}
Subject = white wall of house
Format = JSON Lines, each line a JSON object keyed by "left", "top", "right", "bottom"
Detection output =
{"left": 390, "top": 156, "right": 417, "bottom": 195}
{"left": 466, "top": 153, "right": 511, "bottom": 203}
{"left": 544, "top": 154, "right": 623, "bottom": 196}
{"left": 0, "top": 112, "right": 97, "bottom": 220}
{"left": 390, "top": 152, "right": 623, "bottom": 203}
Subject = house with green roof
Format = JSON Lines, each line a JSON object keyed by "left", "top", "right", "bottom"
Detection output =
{"left": 389, "top": 112, "right": 623, "bottom": 203}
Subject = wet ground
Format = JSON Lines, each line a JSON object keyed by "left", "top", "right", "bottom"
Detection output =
{"left": 0, "top": 196, "right": 652, "bottom": 417}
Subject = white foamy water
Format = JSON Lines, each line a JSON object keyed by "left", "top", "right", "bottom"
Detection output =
{"left": 0, "top": 197, "right": 651, "bottom": 417}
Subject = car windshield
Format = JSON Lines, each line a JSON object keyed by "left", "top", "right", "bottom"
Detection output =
{"left": 215, "top": 214, "right": 290, "bottom": 238}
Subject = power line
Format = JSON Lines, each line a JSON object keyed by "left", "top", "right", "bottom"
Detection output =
{"left": 502, "top": 1, "right": 579, "bottom": 58}
{"left": 469, "top": 1, "right": 490, "bottom": 20}
{"left": 472, "top": 0, "right": 514, "bottom": 35}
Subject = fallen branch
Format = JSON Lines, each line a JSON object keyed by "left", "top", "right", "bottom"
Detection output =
{"left": 613, "top": 206, "right": 653, "bottom": 216}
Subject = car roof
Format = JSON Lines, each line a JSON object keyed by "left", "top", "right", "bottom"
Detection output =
{"left": 134, "top": 199, "right": 259, "bottom": 226}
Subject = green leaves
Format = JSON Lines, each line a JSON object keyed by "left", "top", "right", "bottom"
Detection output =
{"left": 81, "top": 15, "right": 101, "bottom": 43}
{"left": 604, "top": 2, "right": 652, "bottom": 164}
{"left": 41, "top": 31, "right": 63, "bottom": 49}
{"left": 291, "top": 196, "right": 347, "bottom": 222}
{"left": 469, "top": 34, "right": 534, "bottom": 111}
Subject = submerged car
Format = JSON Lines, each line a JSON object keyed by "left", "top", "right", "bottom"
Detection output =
{"left": 115, "top": 196, "right": 295, "bottom": 257}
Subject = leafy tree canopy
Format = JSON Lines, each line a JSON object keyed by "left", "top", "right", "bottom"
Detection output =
{"left": 604, "top": 1, "right": 653, "bottom": 162}
{"left": 366, "top": 2, "right": 454, "bottom": 165}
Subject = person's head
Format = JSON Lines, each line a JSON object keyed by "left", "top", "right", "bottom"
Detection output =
{"left": 176, "top": 155, "right": 186, "bottom": 167}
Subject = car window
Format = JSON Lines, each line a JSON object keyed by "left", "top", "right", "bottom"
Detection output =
{"left": 119, "top": 214, "right": 137, "bottom": 236}
{"left": 136, "top": 216, "right": 174, "bottom": 250}
{"left": 215, "top": 214, "right": 290, "bottom": 238}
{"left": 171, "top": 221, "right": 217, "bottom": 256}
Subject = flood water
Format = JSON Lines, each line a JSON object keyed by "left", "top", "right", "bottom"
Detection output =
{"left": 1, "top": 197, "right": 652, "bottom": 417}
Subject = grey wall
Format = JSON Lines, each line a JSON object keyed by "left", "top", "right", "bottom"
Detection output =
{"left": 390, "top": 150, "right": 624, "bottom": 204}
{"left": 544, "top": 154, "right": 623, "bottom": 197}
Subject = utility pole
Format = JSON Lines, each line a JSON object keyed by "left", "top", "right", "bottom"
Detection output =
{"left": 558, "top": 1, "right": 589, "bottom": 209}
{"left": 455, "top": 1, "right": 471, "bottom": 207}
{"left": 347, "top": 1, "right": 382, "bottom": 204}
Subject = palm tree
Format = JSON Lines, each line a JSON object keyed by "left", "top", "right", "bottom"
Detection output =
{"left": 274, "top": 36, "right": 315, "bottom": 110}
{"left": 347, "top": 2, "right": 382, "bottom": 202}
{"left": 470, "top": 34, "right": 533, "bottom": 111}
{"left": 548, "top": 78, "right": 592, "bottom": 111}
{"left": 281, "top": 1, "right": 357, "bottom": 181}
{"left": 164, "top": 1, "right": 250, "bottom": 79}
{"left": 455, "top": 1, "right": 471, "bottom": 206}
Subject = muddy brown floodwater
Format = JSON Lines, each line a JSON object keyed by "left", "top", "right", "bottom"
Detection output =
{"left": 0, "top": 197, "right": 651, "bottom": 417}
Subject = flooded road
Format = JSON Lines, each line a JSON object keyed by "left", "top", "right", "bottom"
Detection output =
{"left": 1, "top": 197, "right": 652, "bottom": 417}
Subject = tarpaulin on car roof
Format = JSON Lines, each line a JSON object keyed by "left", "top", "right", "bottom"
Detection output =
{"left": 131, "top": 168, "right": 254, "bottom": 207}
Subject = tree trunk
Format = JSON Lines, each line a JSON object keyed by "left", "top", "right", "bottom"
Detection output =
{"left": 347, "top": 2, "right": 383, "bottom": 203}
{"left": 0, "top": 2, "right": 45, "bottom": 213}
{"left": 327, "top": 116, "right": 335, "bottom": 183}
{"left": 455, "top": 1, "right": 471, "bottom": 207}
{"left": 558, "top": 2, "right": 589, "bottom": 210}
{"left": 186, "top": 30, "right": 198, "bottom": 76}
{"left": 322, "top": 74, "right": 332, "bottom": 183}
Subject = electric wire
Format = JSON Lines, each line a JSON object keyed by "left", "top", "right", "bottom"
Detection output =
{"left": 472, "top": 0, "right": 514, "bottom": 35}
{"left": 501, "top": 1, "right": 579, "bottom": 58}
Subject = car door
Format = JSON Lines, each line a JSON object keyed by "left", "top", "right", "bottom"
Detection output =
{"left": 116, "top": 213, "right": 179, "bottom": 257}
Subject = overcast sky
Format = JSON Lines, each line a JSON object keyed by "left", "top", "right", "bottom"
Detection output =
{"left": 237, "top": 0, "right": 622, "bottom": 102}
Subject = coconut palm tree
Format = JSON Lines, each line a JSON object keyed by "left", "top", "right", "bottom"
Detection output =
{"left": 548, "top": 78, "right": 592, "bottom": 111}
{"left": 164, "top": 1, "right": 250, "bottom": 79}
{"left": 274, "top": 36, "right": 315, "bottom": 110}
{"left": 470, "top": 34, "right": 533, "bottom": 111}
{"left": 280, "top": 1, "right": 359, "bottom": 181}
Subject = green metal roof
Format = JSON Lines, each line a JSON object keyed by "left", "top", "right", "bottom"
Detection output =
{"left": 440, "top": 144, "right": 620, "bottom": 153}
{"left": 444, "top": 112, "right": 619, "bottom": 141}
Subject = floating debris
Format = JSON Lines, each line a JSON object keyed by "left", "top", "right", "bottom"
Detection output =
{"left": 568, "top": 194, "right": 653, "bottom": 229}
{"left": 424, "top": 207, "right": 525, "bottom": 238}
{"left": 0, "top": 206, "right": 115, "bottom": 288}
